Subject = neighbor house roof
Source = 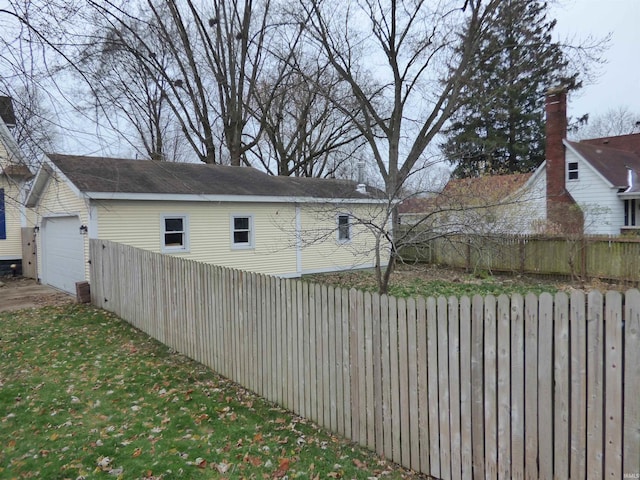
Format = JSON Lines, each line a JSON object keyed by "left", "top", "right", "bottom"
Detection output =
{"left": 27, "top": 154, "right": 386, "bottom": 206}
{"left": 439, "top": 172, "right": 532, "bottom": 206}
{"left": 398, "top": 172, "right": 533, "bottom": 215}
{"left": 566, "top": 139, "right": 640, "bottom": 189}
{"left": 580, "top": 133, "right": 640, "bottom": 155}
{"left": 397, "top": 196, "right": 437, "bottom": 214}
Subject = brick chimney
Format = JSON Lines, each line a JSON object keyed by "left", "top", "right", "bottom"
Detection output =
{"left": 545, "top": 86, "right": 583, "bottom": 233}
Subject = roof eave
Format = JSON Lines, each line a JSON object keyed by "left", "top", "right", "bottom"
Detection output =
{"left": 84, "top": 191, "right": 389, "bottom": 204}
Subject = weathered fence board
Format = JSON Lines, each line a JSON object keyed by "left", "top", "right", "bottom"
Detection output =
{"left": 90, "top": 240, "right": 640, "bottom": 480}
{"left": 399, "top": 232, "right": 640, "bottom": 283}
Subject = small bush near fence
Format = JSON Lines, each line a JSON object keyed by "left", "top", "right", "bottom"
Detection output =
{"left": 90, "top": 240, "right": 640, "bottom": 480}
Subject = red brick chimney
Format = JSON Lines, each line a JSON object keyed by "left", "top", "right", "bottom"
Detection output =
{"left": 545, "top": 86, "right": 583, "bottom": 233}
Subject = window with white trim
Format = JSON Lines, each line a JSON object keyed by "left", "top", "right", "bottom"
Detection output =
{"left": 231, "top": 215, "right": 254, "bottom": 248}
{"left": 337, "top": 214, "right": 351, "bottom": 242}
{"left": 162, "top": 215, "right": 188, "bottom": 252}
{"left": 567, "top": 161, "right": 579, "bottom": 180}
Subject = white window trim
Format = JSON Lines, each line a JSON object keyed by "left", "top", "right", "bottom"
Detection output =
{"left": 161, "top": 214, "right": 189, "bottom": 253}
{"left": 567, "top": 161, "right": 579, "bottom": 181}
{"left": 337, "top": 213, "right": 351, "bottom": 243}
{"left": 230, "top": 214, "right": 254, "bottom": 249}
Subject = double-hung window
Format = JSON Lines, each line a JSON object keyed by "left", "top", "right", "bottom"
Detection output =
{"left": 567, "top": 162, "right": 579, "bottom": 180}
{"left": 337, "top": 214, "right": 351, "bottom": 242}
{"left": 231, "top": 215, "right": 254, "bottom": 249}
{"left": 162, "top": 215, "right": 188, "bottom": 252}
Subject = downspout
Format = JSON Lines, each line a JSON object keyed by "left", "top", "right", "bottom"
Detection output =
{"left": 295, "top": 204, "right": 302, "bottom": 276}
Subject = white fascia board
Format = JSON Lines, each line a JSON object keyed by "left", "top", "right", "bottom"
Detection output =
{"left": 25, "top": 163, "right": 52, "bottom": 207}
{"left": 563, "top": 139, "right": 615, "bottom": 188}
{"left": 85, "top": 191, "right": 388, "bottom": 205}
{"left": 25, "top": 156, "right": 84, "bottom": 206}
{"left": 617, "top": 191, "right": 640, "bottom": 198}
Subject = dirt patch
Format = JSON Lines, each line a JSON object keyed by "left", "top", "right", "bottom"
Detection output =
{"left": 391, "top": 264, "right": 632, "bottom": 292}
{"left": 0, "top": 276, "right": 74, "bottom": 313}
{"left": 307, "top": 263, "right": 634, "bottom": 297}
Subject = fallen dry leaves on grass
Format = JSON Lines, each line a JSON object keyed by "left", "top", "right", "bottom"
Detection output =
{"left": 0, "top": 304, "right": 424, "bottom": 479}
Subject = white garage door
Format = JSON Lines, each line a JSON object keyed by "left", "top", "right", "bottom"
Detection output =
{"left": 42, "top": 216, "right": 86, "bottom": 294}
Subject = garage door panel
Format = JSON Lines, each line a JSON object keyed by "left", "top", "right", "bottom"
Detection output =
{"left": 42, "top": 216, "right": 85, "bottom": 294}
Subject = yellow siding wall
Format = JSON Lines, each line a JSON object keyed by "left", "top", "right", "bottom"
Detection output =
{"left": 95, "top": 200, "right": 300, "bottom": 276}
{"left": 30, "top": 175, "right": 388, "bottom": 280}
{"left": 33, "top": 176, "right": 90, "bottom": 280}
{"left": 299, "top": 203, "right": 390, "bottom": 273}
{"left": 0, "top": 179, "right": 24, "bottom": 259}
{"left": 95, "top": 200, "right": 387, "bottom": 277}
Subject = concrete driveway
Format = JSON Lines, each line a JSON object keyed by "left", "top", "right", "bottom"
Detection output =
{"left": 0, "top": 277, "right": 74, "bottom": 313}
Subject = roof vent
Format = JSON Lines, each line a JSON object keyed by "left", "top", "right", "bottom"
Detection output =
{"left": 356, "top": 183, "right": 367, "bottom": 194}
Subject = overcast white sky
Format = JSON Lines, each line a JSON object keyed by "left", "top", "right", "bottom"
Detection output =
{"left": 551, "top": 0, "right": 640, "bottom": 118}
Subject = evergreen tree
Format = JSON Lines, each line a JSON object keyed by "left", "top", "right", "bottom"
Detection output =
{"left": 442, "top": 0, "right": 579, "bottom": 178}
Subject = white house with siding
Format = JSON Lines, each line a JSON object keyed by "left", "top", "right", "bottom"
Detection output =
{"left": 561, "top": 138, "right": 640, "bottom": 235}
{"left": 26, "top": 154, "right": 391, "bottom": 293}
{"left": 542, "top": 87, "right": 640, "bottom": 235}
{"left": 0, "top": 107, "right": 33, "bottom": 275}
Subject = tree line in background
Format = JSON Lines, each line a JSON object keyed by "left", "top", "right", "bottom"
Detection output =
{"left": 2, "top": 0, "right": 612, "bottom": 181}
{"left": 0, "top": 0, "right": 612, "bottom": 292}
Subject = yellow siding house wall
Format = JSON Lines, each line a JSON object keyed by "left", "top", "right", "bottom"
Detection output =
{"left": 0, "top": 136, "right": 27, "bottom": 261}
{"left": 0, "top": 179, "right": 25, "bottom": 260}
{"left": 30, "top": 169, "right": 389, "bottom": 280}
{"left": 95, "top": 200, "right": 299, "bottom": 276}
{"left": 298, "top": 203, "right": 390, "bottom": 274}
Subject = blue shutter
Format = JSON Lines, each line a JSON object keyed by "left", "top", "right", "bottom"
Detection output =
{"left": 0, "top": 188, "right": 5, "bottom": 240}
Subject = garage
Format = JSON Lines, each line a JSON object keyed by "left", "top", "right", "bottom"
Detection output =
{"left": 41, "top": 216, "right": 86, "bottom": 294}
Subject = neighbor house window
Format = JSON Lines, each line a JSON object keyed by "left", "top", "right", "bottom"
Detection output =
{"left": 568, "top": 162, "right": 579, "bottom": 180}
{"left": 162, "top": 215, "right": 188, "bottom": 252}
{"left": 231, "top": 215, "right": 253, "bottom": 249}
{"left": 337, "top": 214, "right": 351, "bottom": 242}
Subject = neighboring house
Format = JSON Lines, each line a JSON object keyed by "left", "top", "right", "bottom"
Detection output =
{"left": 398, "top": 170, "right": 547, "bottom": 235}
{"left": 0, "top": 98, "right": 33, "bottom": 275}
{"left": 26, "top": 154, "right": 390, "bottom": 293}
{"left": 400, "top": 87, "right": 640, "bottom": 236}
{"left": 544, "top": 87, "right": 640, "bottom": 235}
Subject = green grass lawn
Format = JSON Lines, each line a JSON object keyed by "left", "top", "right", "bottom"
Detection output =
{"left": 0, "top": 304, "right": 419, "bottom": 480}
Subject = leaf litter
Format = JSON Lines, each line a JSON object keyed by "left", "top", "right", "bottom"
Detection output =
{"left": 0, "top": 304, "right": 424, "bottom": 479}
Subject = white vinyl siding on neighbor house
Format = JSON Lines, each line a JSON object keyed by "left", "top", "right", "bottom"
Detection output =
{"left": 96, "top": 201, "right": 299, "bottom": 276}
{"left": 515, "top": 169, "right": 547, "bottom": 234}
{"left": 564, "top": 148, "right": 624, "bottom": 235}
{"left": 0, "top": 181, "right": 25, "bottom": 260}
{"left": 33, "top": 176, "right": 91, "bottom": 281}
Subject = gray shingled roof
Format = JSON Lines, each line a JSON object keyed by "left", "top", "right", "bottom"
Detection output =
{"left": 567, "top": 141, "right": 640, "bottom": 188}
{"left": 46, "top": 154, "right": 385, "bottom": 201}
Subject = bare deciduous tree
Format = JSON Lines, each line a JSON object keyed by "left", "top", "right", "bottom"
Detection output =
{"left": 252, "top": 51, "right": 366, "bottom": 177}
{"left": 572, "top": 106, "right": 640, "bottom": 140}
{"left": 295, "top": 0, "right": 504, "bottom": 292}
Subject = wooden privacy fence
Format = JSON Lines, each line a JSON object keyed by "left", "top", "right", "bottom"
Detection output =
{"left": 90, "top": 240, "right": 640, "bottom": 480}
{"left": 398, "top": 232, "right": 640, "bottom": 283}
